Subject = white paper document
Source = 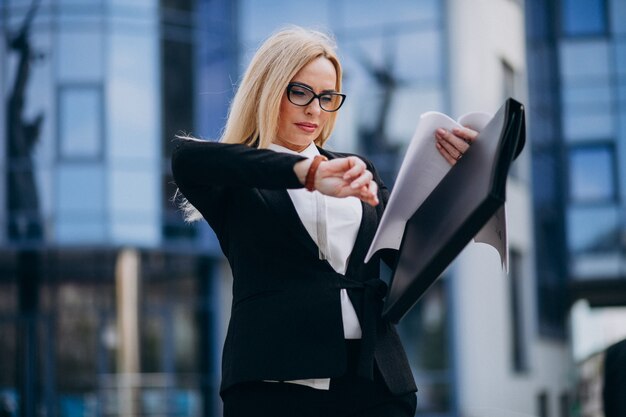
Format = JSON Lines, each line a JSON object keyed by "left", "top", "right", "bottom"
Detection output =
{"left": 364, "top": 111, "right": 509, "bottom": 271}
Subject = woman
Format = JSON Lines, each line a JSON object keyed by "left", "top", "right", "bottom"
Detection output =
{"left": 172, "top": 26, "right": 476, "bottom": 417}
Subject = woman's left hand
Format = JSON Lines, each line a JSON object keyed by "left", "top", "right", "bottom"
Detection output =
{"left": 435, "top": 126, "right": 478, "bottom": 165}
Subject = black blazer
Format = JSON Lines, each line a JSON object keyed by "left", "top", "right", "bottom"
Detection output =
{"left": 171, "top": 139, "right": 416, "bottom": 396}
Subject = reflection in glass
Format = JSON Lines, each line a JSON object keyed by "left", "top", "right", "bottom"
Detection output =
{"left": 568, "top": 145, "right": 615, "bottom": 202}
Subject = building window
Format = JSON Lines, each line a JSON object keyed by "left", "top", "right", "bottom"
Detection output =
{"left": 568, "top": 144, "right": 616, "bottom": 204}
{"left": 561, "top": 0, "right": 607, "bottom": 36}
{"left": 58, "top": 85, "right": 104, "bottom": 161}
{"left": 502, "top": 59, "right": 524, "bottom": 179}
{"left": 502, "top": 59, "right": 517, "bottom": 100}
{"left": 509, "top": 249, "right": 528, "bottom": 373}
{"left": 559, "top": 40, "right": 614, "bottom": 142}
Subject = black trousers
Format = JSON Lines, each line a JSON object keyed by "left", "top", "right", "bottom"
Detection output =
{"left": 222, "top": 341, "right": 417, "bottom": 417}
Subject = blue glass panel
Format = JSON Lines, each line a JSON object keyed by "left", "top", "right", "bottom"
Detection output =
{"left": 561, "top": 0, "right": 606, "bottom": 35}
{"left": 560, "top": 41, "right": 614, "bottom": 141}
{"left": 609, "top": 0, "right": 626, "bottom": 34}
{"left": 58, "top": 0, "right": 102, "bottom": 4}
{"left": 568, "top": 146, "right": 615, "bottom": 202}
{"left": 58, "top": 32, "right": 104, "bottom": 82}
{"left": 563, "top": 111, "right": 614, "bottom": 142}
{"left": 559, "top": 40, "right": 610, "bottom": 82}
{"left": 567, "top": 206, "right": 619, "bottom": 254}
{"left": 240, "top": 0, "right": 331, "bottom": 44}
{"left": 532, "top": 153, "right": 558, "bottom": 206}
{"left": 341, "top": 0, "right": 439, "bottom": 30}
{"left": 107, "top": 32, "right": 159, "bottom": 160}
{"left": 394, "top": 30, "right": 442, "bottom": 83}
{"left": 109, "top": 170, "right": 160, "bottom": 245}
{"left": 56, "top": 164, "right": 106, "bottom": 242}
{"left": 619, "top": 100, "right": 626, "bottom": 199}
{"left": 562, "top": 82, "right": 614, "bottom": 141}
{"left": 59, "top": 87, "right": 103, "bottom": 159}
{"left": 616, "top": 40, "right": 626, "bottom": 75}
{"left": 109, "top": 0, "right": 157, "bottom": 13}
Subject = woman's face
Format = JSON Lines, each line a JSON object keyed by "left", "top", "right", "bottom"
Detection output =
{"left": 275, "top": 57, "right": 337, "bottom": 149}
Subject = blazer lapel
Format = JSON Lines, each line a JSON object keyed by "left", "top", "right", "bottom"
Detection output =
{"left": 346, "top": 200, "right": 378, "bottom": 273}
{"left": 318, "top": 148, "right": 379, "bottom": 273}
{"left": 256, "top": 188, "right": 321, "bottom": 259}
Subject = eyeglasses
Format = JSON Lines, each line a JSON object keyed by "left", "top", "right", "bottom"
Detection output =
{"left": 286, "top": 82, "right": 346, "bottom": 112}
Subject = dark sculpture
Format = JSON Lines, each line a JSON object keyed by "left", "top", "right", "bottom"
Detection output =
{"left": 6, "top": 0, "right": 44, "bottom": 242}
{"left": 5, "top": 2, "right": 44, "bottom": 416}
{"left": 352, "top": 40, "right": 405, "bottom": 187}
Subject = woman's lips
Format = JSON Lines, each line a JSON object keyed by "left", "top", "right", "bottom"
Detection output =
{"left": 295, "top": 122, "right": 318, "bottom": 133}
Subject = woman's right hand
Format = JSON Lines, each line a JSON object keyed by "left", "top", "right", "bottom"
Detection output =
{"left": 295, "top": 156, "right": 379, "bottom": 206}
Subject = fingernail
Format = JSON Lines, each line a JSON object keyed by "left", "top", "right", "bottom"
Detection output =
{"left": 437, "top": 128, "right": 446, "bottom": 135}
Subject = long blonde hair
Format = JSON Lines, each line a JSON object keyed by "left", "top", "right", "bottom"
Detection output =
{"left": 176, "top": 26, "right": 343, "bottom": 222}
{"left": 223, "top": 26, "right": 342, "bottom": 148}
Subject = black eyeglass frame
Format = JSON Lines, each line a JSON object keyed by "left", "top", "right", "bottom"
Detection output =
{"left": 285, "top": 82, "right": 346, "bottom": 112}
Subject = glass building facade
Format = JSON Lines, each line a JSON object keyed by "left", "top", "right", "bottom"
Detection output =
{"left": 1, "top": 0, "right": 236, "bottom": 415}
{"left": 1, "top": 0, "right": 456, "bottom": 416}
{"left": 526, "top": 0, "right": 626, "bottom": 335}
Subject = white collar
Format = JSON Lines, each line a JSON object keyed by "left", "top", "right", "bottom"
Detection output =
{"left": 268, "top": 142, "right": 320, "bottom": 158}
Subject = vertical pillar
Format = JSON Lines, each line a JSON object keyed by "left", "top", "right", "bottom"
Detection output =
{"left": 17, "top": 250, "right": 40, "bottom": 417}
{"left": 196, "top": 257, "right": 215, "bottom": 417}
{"left": 115, "top": 248, "right": 141, "bottom": 417}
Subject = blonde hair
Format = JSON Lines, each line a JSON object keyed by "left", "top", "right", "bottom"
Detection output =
{"left": 176, "top": 26, "right": 343, "bottom": 222}
{"left": 222, "top": 26, "right": 342, "bottom": 148}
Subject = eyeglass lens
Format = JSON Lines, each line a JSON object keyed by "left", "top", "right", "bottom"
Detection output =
{"left": 288, "top": 84, "right": 344, "bottom": 112}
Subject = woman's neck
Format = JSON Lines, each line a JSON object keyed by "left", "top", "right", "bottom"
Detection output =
{"left": 273, "top": 137, "right": 311, "bottom": 153}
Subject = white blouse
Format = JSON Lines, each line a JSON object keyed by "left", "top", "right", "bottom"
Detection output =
{"left": 267, "top": 142, "right": 364, "bottom": 390}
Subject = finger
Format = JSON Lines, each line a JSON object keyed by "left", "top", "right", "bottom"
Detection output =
{"left": 359, "top": 184, "right": 379, "bottom": 206}
{"left": 343, "top": 157, "right": 366, "bottom": 180}
{"left": 435, "top": 141, "right": 458, "bottom": 165}
{"left": 436, "top": 134, "right": 463, "bottom": 161}
{"left": 436, "top": 128, "right": 470, "bottom": 154}
{"left": 367, "top": 181, "right": 379, "bottom": 206}
{"left": 350, "top": 170, "right": 373, "bottom": 189}
{"left": 368, "top": 180, "right": 378, "bottom": 198}
{"left": 453, "top": 126, "right": 479, "bottom": 144}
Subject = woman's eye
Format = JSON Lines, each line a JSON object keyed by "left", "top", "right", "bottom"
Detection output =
{"left": 320, "top": 95, "right": 333, "bottom": 103}
{"left": 292, "top": 90, "right": 306, "bottom": 97}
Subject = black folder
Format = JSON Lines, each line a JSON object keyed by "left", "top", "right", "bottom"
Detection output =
{"left": 383, "top": 98, "right": 526, "bottom": 323}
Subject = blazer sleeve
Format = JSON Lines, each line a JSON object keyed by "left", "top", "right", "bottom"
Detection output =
{"left": 171, "top": 138, "right": 306, "bottom": 190}
{"left": 170, "top": 138, "right": 307, "bottom": 231}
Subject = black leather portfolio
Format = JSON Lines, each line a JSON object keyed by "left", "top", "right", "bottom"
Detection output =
{"left": 383, "top": 98, "right": 526, "bottom": 323}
